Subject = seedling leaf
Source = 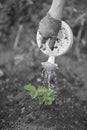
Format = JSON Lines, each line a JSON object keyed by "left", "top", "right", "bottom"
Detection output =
{"left": 24, "top": 84, "right": 55, "bottom": 105}
{"left": 45, "top": 96, "right": 55, "bottom": 101}
{"left": 46, "top": 89, "right": 54, "bottom": 96}
{"left": 38, "top": 96, "right": 45, "bottom": 104}
{"left": 24, "top": 84, "right": 36, "bottom": 92}
{"left": 44, "top": 100, "right": 53, "bottom": 105}
{"left": 30, "top": 91, "right": 37, "bottom": 99}
{"left": 37, "top": 86, "right": 48, "bottom": 94}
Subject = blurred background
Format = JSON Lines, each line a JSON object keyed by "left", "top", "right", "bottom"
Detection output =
{"left": 0, "top": 0, "right": 87, "bottom": 130}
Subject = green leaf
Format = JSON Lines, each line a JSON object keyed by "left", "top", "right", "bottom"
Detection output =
{"left": 37, "top": 86, "right": 48, "bottom": 94}
{"left": 30, "top": 91, "right": 37, "bottom": 99}
{"left": 47, "top": 96, "right": 55, "bottom": 101}
{"left": 38, "top": 96, "right": 45, "bottom": 104}
{"left": 44, "top": 100, "right": 53, "bottom": 105}
{"left": 46, "top": 89, "right": 54, "bottom": 96}
{"left": 44, "top": 95, "right": 55, "bottom": 105}
{"left": 24, "top": 85, "right": 55, "bottom": 105}
{"left": 24, "top": 84, "right": 36, "bottom": 92}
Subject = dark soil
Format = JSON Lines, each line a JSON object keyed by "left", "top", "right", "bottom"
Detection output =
{"left": 0, "top": 65, "right": 87, "bottom": 130}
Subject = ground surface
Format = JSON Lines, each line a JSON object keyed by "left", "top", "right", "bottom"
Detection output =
{"left": 0, "top": 0, "right": 87, "bottom": 130}
{"left": 0, "top": 65, "right": 87, "bottom": 130}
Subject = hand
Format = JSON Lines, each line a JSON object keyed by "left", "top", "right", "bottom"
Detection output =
{"left": 38, "top": 13, "right": 61, "bottom": 50}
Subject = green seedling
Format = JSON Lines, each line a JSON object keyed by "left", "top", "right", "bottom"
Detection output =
{"left": 24, "top": 84, "right": 55, "bottom": 105}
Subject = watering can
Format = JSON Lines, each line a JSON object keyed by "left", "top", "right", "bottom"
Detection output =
{"left": 36, "top": 21, "right": 73, "bottom": 70}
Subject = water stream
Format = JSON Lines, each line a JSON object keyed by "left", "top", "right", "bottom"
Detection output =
{"left": 41, "top": 68, "right": 58, "bottom": 91}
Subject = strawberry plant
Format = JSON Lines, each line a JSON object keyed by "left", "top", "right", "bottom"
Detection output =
{"left": 24, "top": 84, "right": 55, "bottom": 105}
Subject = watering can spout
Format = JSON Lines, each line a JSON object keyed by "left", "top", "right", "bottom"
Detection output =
{"left": 41, "top": 56, "right": 58, "bottom": 71}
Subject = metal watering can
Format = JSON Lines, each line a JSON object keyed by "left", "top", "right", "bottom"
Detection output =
{"left": 36, "top": 21, "right": 73, "bottom": 70}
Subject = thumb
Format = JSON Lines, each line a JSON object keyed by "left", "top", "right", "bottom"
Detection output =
{"left": 39, "top": 37, "right": 48, "bottom": 50}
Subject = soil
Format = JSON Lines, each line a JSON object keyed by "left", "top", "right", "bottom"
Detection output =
{"left": 0, "top": 0, "right": 87, "bottom": 130}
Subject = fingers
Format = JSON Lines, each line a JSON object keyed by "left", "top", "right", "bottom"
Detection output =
{"left": 39, "top": 37, "right": 47, "bottom": 49}
{"left": 39, "top": 37, "right": 47, "bottom": 51}
{"left": 41, "top": 37, "right": 48, "bottom": 44}
{"left": 40, "top": 36, "right": 57, "bottom": 51}
{"left": 48, "top": 38, "right": 56, "bottom": 50}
